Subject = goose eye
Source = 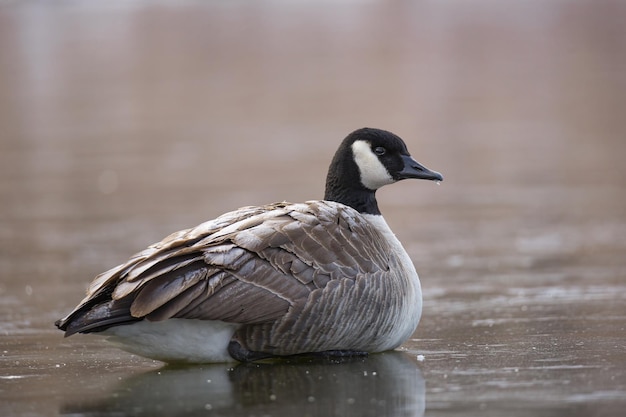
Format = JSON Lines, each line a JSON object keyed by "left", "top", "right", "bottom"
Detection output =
{"left": 373, "top": 146, "right": 386, "bottom": 156}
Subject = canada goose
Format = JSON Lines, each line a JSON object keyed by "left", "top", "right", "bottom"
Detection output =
{"left": 56, "top": 127, "right": 443, "bottom": 363}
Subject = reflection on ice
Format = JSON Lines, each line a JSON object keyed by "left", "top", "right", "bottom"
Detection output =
{"left": 60, "top": 352, "right": 425, "bottom": 417}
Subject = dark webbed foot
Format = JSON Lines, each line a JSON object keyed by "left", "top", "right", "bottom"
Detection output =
{"left": 228, "top": 340, "right": 273, "bottom": 362}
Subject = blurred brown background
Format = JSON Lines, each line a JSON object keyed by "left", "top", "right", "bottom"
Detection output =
{"left": 1, "top": 1, "right": 625, "bottom": 416}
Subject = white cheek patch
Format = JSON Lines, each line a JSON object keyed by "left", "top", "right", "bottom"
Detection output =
{"left": 351, "top": 140, "right": 394, "bottom": 190}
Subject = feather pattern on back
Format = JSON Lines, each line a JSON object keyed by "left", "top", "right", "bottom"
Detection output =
{"left": 57, "top": 200, "right": 417, "bottom": 355}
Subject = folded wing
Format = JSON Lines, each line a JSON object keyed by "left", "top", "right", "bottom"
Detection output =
{"left": 56, "top": 201, "right": 390, "bottom": 337}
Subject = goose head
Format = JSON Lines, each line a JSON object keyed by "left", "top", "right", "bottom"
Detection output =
{"left": 324, "top": 128, "right": 443, "bottom": 215}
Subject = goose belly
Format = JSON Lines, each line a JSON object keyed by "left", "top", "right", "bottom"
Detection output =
{"left": 358, "top": 270, "right": 421, "bottom": 353}
{"left": 102, "top": 319, "right": 240, "bottom": 363}
{"left": 362, "top": 214, "right": 423, "bottom": 351}
{"left": 378, "top": 244, "right": 423, "bottom": 351}
{"left": 375, "top": 272, "right": 422, "bottom": 351}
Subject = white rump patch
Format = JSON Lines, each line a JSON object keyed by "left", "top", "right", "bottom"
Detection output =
{"left": 102, "top": 319, "right": 240, "bottom": 363}
{"left": 351, "top": 140, "right": 394, "bottom": 190}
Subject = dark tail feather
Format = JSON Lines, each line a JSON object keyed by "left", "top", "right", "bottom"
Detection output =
{"left": 56, "top": 296, "right": 141, "bottom": 337}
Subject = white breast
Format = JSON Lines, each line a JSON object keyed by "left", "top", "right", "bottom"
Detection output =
{"left": 362, "top": 213, "right": 422, "bottom": 350}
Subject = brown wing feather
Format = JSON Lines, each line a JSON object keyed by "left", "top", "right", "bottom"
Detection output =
{"left": 56, "top": 201, "right": 390, "bottom": 336}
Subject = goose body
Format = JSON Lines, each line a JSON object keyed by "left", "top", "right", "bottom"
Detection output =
{"left": 56, "top": 128, "right": 443, "bottom": 363}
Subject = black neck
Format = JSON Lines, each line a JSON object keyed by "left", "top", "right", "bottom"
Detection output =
{"left": 324, "top": 187, "right": 381, "bottom": 215}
